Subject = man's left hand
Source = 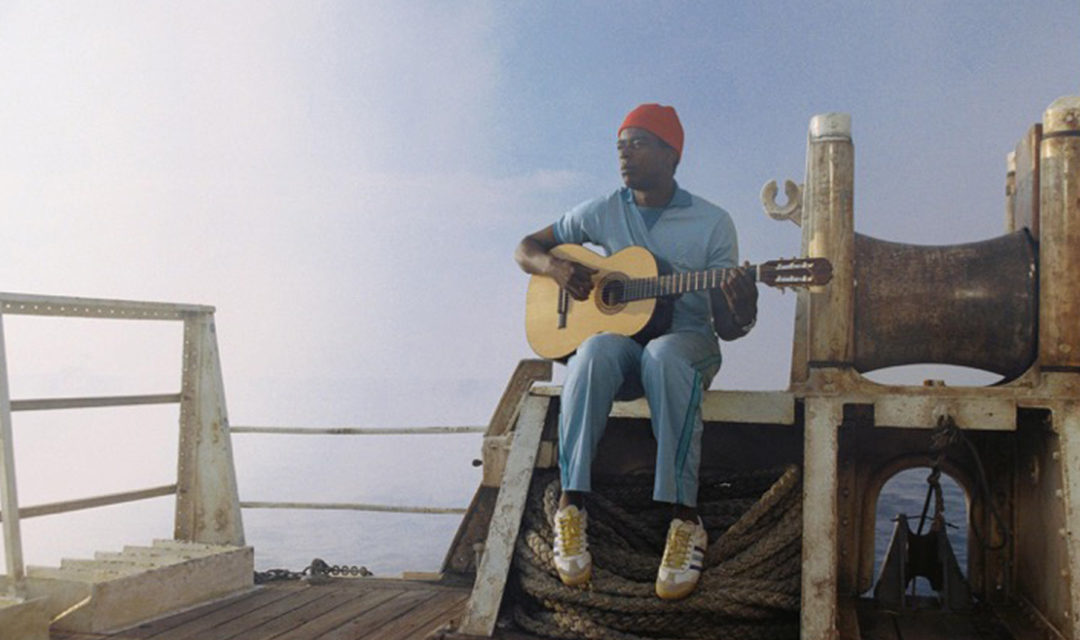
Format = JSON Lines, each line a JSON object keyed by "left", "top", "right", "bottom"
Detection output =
{"left": 720, "top": 263, "right": 758, "bottom": 328}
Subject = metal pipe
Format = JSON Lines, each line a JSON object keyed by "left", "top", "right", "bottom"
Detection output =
{"left": 0, "top": 484, "right": 177, "bottom": 521}
{"left": 240, "top": 500, "right": 466, "bottom": 515}
{"left": 11, "top": 393, "right": 181, "bottom": 412}
{"left": 0, "top": 316, "right": 25, "bottom": 595}
{"left": 806, "top": 113, "right": 855, "bottom": 368}
{"left": 230, "top": 425, "right": 485, "bottom": 435}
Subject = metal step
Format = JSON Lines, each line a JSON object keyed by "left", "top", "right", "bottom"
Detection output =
{"left": 22, "top": 539, "right": 253, "bottom": 634}
{"left": 0, "top": 596, "right": 50, "bottom": 640}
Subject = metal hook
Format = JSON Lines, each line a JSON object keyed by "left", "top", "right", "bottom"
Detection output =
{"left": 761, "top": 179, "right": 803, "bottom": 226}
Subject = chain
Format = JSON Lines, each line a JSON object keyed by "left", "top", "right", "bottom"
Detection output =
{"left": 927, "top": 413, "right": 1012, "bottom": 552}
{"left": 916, "top": 414, "right": 960, "bottom": 535}
{"left": 253, "top": 558, "right": 373, "bottom": 584}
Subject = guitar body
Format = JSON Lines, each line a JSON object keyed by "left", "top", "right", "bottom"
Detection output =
{"left": 525, "top": 245, "right": 670, "bottom": 360}
{"left": 523, "top": 244, "right": 831, "bottom": 361}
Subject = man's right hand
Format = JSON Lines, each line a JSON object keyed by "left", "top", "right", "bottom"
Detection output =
{"left": 516, "top": 225, "right": 598, "bottom": 300}
{"left": 551, "top": 258, "right": 597, "bottom": 301}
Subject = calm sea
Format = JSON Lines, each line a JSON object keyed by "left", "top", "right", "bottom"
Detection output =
{"left": 9, "top": 436, "right": 967, "bottom": 590}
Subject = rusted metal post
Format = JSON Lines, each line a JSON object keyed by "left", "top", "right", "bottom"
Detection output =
{"left": 1056, "top": 402, "right": 1080, "bottom": 637}
{"left": 799, "top": 113, "right": 851, "bottom": 640}
{"left": 806, "top": 113, "right": 855, "bottom": 368}
{"left": 175, "top": 312, "right": 244, "bottom": 546}
{"left": 1039, "top": 96, "right": 1080, "bottom": 370}
{"left": 1041, "top": 92, "right": 1080, "bottom": 640}
{"left": 802, "top": 396, "right": 841, "bottom": 640}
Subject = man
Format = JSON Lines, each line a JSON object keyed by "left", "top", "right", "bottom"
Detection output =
{"left": 515, "top": 103, "right": 757, "bottom": 600}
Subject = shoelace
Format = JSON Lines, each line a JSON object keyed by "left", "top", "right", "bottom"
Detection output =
{"left": 661, "top": 523, "right": 693, "bottom": 569}
{"left": 557, "top": 511, "right": 585, "bottom": 556}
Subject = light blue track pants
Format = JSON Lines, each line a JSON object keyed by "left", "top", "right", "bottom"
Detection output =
{"left": 558, "top": 331, "right": 722, "bottom": 507}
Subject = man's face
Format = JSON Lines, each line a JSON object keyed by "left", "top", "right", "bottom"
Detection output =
{"left": 617, "top": 127, "right": 677, "bottom": 191}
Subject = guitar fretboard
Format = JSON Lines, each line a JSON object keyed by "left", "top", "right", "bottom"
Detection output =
{"left": 622, "top": 266, "right": 761, "bottom": 302}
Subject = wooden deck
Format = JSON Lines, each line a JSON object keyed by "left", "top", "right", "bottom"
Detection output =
{"left": 42, "top": 579, "right": 1040, "bottom": 640}
{"left": 50, "top": 577, "right": 473, "bottom": 640}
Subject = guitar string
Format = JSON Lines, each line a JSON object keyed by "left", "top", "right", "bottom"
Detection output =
{"left": 606, "top": 262, "right": 816, "bottom": 303}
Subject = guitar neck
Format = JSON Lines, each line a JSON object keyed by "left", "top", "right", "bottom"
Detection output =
{"left": 623, "top": 266, "right": 760, "bottom": 302}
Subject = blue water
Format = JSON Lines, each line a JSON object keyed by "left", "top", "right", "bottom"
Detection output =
{"left": 873, "top": 467, "right": 968, "bottom": 595}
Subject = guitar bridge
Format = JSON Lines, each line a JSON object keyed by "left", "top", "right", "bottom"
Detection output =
{"left": 557, "top": 288, "right": 569, "bottom": 329}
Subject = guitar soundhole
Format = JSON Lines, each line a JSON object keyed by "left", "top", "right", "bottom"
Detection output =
{"left": 596, "top": 274, "right": 628, "bottom": 315}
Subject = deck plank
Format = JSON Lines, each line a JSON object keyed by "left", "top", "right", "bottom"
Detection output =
{"left": 223, "top": 587, "right": 371, "bottom": 640}
{"left": 315, "top": 589, "right": 442, "bottom": 640}
{"left": 178, "top": 585, "right": 377, "bottom": 640}
{"left": 123, "top": 586, "right": 306, "bottom": 639}
{"left": 266, "top": 589, "right": 402, "bottom": 640}
{"left": 146, "top": 589, "right": 325, "bottom": 640}
{"left": 364, "top": 590, "right": 469, "bottom": 640}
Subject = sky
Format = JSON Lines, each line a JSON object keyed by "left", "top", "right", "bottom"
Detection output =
{"left": 0, "top": 2, "right": 1077, "bottom": 572}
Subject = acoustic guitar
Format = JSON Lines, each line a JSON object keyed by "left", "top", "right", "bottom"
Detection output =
{"left": 525, "top": 244, "right": 832, "bottom": 360}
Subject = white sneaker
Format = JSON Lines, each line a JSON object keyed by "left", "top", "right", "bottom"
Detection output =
{"left": 553, "top": 505, "right": 591, "bottom": 587}
{"left": 655, "top": 517, "right": 707, "bottom": 600}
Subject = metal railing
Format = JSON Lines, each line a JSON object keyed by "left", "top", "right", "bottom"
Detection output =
{"left": 0, "top": 292, "right": 240, "bottom": 597}
{"left": 227, "top": 361, "right": 552, "bottom": 519}
{"left": 0, "top": 289, "right": 552, "bottom": 596}
{"left": 229, "top": 425, "right": 486, "bottom": 516}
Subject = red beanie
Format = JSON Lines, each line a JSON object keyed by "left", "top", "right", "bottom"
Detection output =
{"left": 618, "top": 103, "right": 684, "bottom": 158}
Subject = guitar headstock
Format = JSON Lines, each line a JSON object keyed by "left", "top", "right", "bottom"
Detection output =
{"left": 758, "top": 257, "right": 833, "bottom": 289}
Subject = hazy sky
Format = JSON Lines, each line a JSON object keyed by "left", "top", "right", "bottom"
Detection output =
{"left": 0, "top": 2, "right": 1077, "bottom": 568}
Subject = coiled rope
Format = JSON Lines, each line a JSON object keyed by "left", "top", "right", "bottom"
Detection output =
{"left": 510, "top": 465, "right": 803, "bottom": 639}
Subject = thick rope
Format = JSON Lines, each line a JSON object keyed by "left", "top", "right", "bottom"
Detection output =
{"left": 511, "top": 465, "right": 802, "bottom": 640}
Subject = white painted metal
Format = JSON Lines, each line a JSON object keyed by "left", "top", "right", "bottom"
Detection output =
{"left": 1039, "top": 96, "right": 1080, "bottom": 370}
{"left": 1005, "top": 150, "right": 1017, "bottom": 232}
{"left": 872, "top": 394, "right": 1016, "bottom": 431}
{"left": 761, "top": 179, "right": 803, "bottom": 226}
{"left": 175, "top": 314, "right": 244, "bottom": 546}
{"left": 240, "top": 500, "right": 466, "bottom": 515}
{"left": 801, "top": 395, "right": 841, "bottom": 640}
{"left": 0, "top": 317, "right": 25, "bottom": 597}
{"left": 0, "top": 292, "right": 212, "bottom": 319}
{"left": 230, "top": 425, "right": 484, "bottom": 435}
{"left": 1056, "top": 398, "right": 1080, "bottom": 637}
{"left": 809, "top": 112, "right": 851, "bottom": 140}
{"left": 0, "top": 596, "right": 49, "bottom": 640}
{"left": 806, "top": 113, "right": 855, "bottom": 367}
{"left": 4, "top": 485, "right": 177, "bottom": 521}
{"left": 44, "top": 541, "right": 252, "bottom": 634}
{"left": 458, "top": 394, "right": 550, "bottom": 636}
{"left": 531, "top": 386, "right": 797, "bottom": 425}
{"left": 10, "top": 393, "right": 180, "bottom": 412}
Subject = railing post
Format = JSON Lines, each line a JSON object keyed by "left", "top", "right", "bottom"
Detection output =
{"left": 0, "top": 315, "right": 26, "bottom": 594}
{"left": 175, "top": 312, "right": 244, "bottom": 546}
